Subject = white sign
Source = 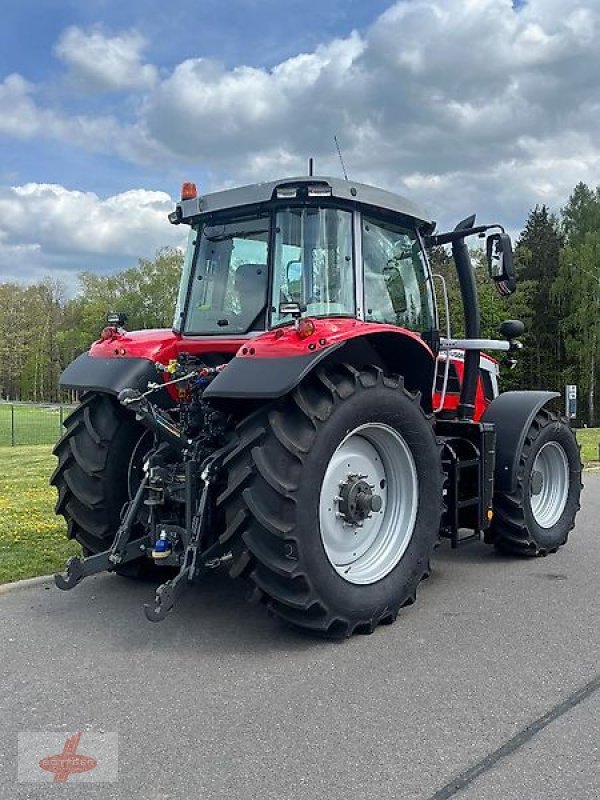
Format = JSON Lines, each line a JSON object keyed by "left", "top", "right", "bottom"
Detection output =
{"left": 565, "top": 385, "right": 577, "bottom": 419}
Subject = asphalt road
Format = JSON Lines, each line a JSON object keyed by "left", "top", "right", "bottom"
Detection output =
{"left": 1, "top": 474, "right": 599, "bottom": 800}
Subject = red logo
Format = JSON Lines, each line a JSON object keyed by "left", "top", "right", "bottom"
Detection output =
{"left": 38, "top": 732, "right": 97, "bottom": 783}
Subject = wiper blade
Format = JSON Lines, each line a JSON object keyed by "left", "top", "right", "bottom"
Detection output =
{"left": 270, "top": 319, "right": 295, "bottom": 330}
{"left": 205, "top": 228, "right": 270, "bottom": 242}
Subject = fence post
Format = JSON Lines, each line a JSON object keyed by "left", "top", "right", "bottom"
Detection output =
{"left": 11, "top": 404, "right": 15, "bottom": 447}
{"left": 59, "top": 404, "right": 64, "bottom": 436}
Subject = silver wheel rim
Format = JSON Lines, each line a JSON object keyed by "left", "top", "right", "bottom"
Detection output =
{"left": 319, "top": 423, "right": 418, "bottom": 585}
{"left": 529, "top": 441, "right": 569, "bottom": 528}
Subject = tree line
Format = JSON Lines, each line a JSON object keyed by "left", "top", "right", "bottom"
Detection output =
{"left": 0, "top": 248, "right": 182, "bottom": 403}
{"left": 0, "top": 182, "right": 598, "bottom": 424}
{"left": 431, "top": 181, "right": 599, "bottom": 424}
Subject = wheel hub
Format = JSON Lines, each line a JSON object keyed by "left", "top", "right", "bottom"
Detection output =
{"left": 338, "top": 474, "right": 383, "bottom": 525}
{"left": 529, "top": 441, "right": 570, "bottom": 528}
{"left": 530, "top": 469, "right": 543, "bottom": 496}
{"left": 319, "top": 423, "right": 419, "bottom": 585}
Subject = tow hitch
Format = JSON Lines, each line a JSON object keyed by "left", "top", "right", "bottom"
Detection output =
{"left": 54, "top": 375, "right": 235, "bottom": 621}
{"left": 54, "top": 447, "right": 233, "bottom": 620}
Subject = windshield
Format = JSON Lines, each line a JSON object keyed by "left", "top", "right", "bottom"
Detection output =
{"left": 362, "top": 216, "right": 433, "bottom": 332}
{"left": 183, "top": 214, "right": 270, "bottom": 334}
{"left": 271, "top": 207, "right": 354, "bottom": 326}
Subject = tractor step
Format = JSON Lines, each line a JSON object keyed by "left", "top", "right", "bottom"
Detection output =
{"left": 438, "top": 421, "right": 496, "bottom": 549}
{"left": 439, "top": 529, "right": 482, "bottom": 548}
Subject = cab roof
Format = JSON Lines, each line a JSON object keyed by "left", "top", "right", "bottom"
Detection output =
{"left": 176, "top": 175, "right": 435, "bottom": 230}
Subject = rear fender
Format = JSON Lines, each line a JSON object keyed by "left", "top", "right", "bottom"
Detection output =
{"left": 203, "top": 323, "right": 435, "bottom": 412}
{"left": 59, "top": 353, "right": 171, "bottom": 406}
{"left": 482, "top": 390, "right": 560, "bottom": 493}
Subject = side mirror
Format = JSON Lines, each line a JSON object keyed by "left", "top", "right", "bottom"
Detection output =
{"left": 486, "top": 233, "right": 516, "bottom": 296}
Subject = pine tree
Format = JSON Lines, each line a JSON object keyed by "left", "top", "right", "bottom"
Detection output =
{"left": 515, "top": 205, "right": 563, "bottom": 392}
{"left": 555, "top": 184, "right": 600, "bottom": 425}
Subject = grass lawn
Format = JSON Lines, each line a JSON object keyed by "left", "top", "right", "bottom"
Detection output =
{"left": 0, "top": 403, "right": 75, "bottom": 447}
{"left": 575, "top": 427, "right": 600, "bottom": 467}
{"left": 0, "top": 445, "right": 79, "bottom": 584}
{"left": 0, "top": 427, "right": 598, "bottom": 586}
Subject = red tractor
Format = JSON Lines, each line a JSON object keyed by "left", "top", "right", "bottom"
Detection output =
{"left": 52, "top": 176, "right": 582, "bottom": 636}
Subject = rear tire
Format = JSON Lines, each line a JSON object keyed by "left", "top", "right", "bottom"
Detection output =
{"left": 218, "top": 364, "right": 444, "bottom": 637}
{"left": 490, "top": 409, "right": 582, "bottom": 556}
{"left": 51, "top": 392, "right": 151, "bottom": 572}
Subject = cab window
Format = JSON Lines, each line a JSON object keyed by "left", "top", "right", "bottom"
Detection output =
{"left": 362, "top": 217, "right": 433, "bottom": 332}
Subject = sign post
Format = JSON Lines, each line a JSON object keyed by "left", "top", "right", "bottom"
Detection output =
{"left": 565, "top": 384, "right": 577, "bottom": 420}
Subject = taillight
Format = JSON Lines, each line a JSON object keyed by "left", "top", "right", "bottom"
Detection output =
{"left": 296, "top": 318, "right": 316, "bottom": 339}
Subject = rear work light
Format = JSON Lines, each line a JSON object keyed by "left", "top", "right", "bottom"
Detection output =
{"left": 107, "top": 312, "right": 128, "bottom": 327}
{"left": 307, "top": 185, "right": 332, "bottom": 197}
{"left": 181, "top": 182, "right": 197, "bottom": 201}
{"left": 276, "top": 186, "right": 298, "bottom": 199}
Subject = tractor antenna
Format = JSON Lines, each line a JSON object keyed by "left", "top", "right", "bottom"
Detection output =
{"left": 334, "top": 135, "right": 348, "bottom": 181}
{"left": 308, "top": 157, "right": 314, "bottom": 176}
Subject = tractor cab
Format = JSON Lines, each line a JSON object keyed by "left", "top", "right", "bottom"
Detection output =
{"left": 171, "top": 176, "right": 437, "bottom": 341}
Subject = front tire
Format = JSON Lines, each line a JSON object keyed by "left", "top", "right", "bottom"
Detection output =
{"left": 490, "top": 409, "right": 583, "bottom": 556}
{"left": 219, "top": 364, "right": 444, "bottom": 637}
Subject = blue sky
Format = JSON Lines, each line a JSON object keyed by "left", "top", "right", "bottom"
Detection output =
{"left": 1, "top": 0, "right": 599, "bottom": 286}
{"left": 0, "top": 0, "right": 390, "bottom": 197}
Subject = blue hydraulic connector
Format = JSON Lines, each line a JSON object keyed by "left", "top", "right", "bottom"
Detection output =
{"left": 152, "top": 529, "right": 172, "bottom": 559}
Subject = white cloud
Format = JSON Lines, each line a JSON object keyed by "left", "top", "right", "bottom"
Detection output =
{"left": 4, "top": 1, "right": 600, "bottom": 279}
{"left": 0, "top": 72, "right": 166, "bottom": 167}
{"left": 0, "top": 74, "right": 57, "bottom": 138}
{"left": 54, "top": 26, "right": 157, "bottom": 92}
{"left": 142, "top": 31, "right": 365, "bottom": 161}
{"left": 132, "top": 0, "right": 600, "bottom": 233}
{"left": 0, "top": 184, "right": 185, "bottom": 284}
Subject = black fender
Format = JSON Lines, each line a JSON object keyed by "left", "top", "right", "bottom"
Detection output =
{"left": 203, "top": 344, "right": 344, "bottom": 400}
{"left": 482, "top": 390, "right": 560, "bottom": 493}
{"left": 203, "top": 332, "right": 435, "bottom": 411}
{"left": 59, "top": 353, "right": 166, "bottom": 402}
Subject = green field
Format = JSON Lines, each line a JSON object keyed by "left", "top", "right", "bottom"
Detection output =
{"left": 0, "top": 403, "right": 75, "bottom": 447}
{"left": 575, "top": 427, "right": 600, "bottom": 466}
{"left": 0, "top": 428, "right": 598, "bottom": 585}
{"left": 0, "top": 446, "right": 79, "bottom": 584}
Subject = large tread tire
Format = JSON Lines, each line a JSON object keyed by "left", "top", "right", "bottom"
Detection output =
{"left": 51, "top": 392, "right": 149, "bottom": 565}
{"left": 490, "top": 408, "right": 583, "bottom": 556}
{"left": 218, "top": 364, "right": 444, "bottom": 637}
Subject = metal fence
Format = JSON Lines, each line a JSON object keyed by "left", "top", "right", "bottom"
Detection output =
{"left": 0, "top": 402, "right": 77, "bottom": 447}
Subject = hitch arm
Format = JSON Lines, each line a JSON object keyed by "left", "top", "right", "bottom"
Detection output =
{"left": 54, "top": 475, "right": 151, "bottom": 591}
{"left": 54, "top": 536, "right": 151, "bottom": 590}
{"left": 142, "top": 535, "right": 231, "bottom": 622}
